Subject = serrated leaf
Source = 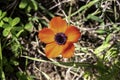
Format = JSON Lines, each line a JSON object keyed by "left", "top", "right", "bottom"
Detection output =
{"left": 19, "top": 0, "right": 28, "bottom": 9}
{"left": 11, "top": 17, "right": 20, "bottom": 27}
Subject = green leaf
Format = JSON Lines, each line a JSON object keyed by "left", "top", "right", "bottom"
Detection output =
{"left": 94, "top": 44, "right": 111, "bottom": 59}
{"left": 0, "top": 21, "right": 4, "bottom": 27}
{"left": 3, "top": 17, "right": 9, "bottom": 22}
{"left": 0, "top": 12, "right": 6, "bottom": 20}
{"left": 12, "top": 26, "right": 23, "bottom": 31}
{"left": 12, "top": 26, "right": 24, "bottom": 37}
{"left": 11, "top": 17, "right": 20, "bottom": 27}
{"left": 22, "top": 56, "right": 48, "bottom": 63}
{"left": 31, "top": 0, "right": 38, "bottom": 11}
{"left": 19, "top": 0, "right": 28, "bottom": 9}
{"left": 105, "top": 48, "right": 117, "bottom": 61}
{"left": 104, "top": 34, "right": 111, "bottom": 44}
{"left": 24, "top": 22, "right": 33, "bottom": 32}
{"left": 1, "top": 71, "right": 5, "bottom": 80}
{"left": 0, "top": 10, "right": 2, "bottom": 16}
{"left": 2, "top": 23, "right": 11, "bottom": 28}
{"left": 10, "top": 59, "right": 19, "bottom": 66}
{"left": 71, "top": 0, "right": 99, "bottom": 16}
{"left": 96, "top": 29, "right": 106, "bottom": 34}
{"left": 16, "top": 29, "right": 24, "bottom": 37}
{"left": 16, "top": 72, "right": 33, "bottom": 80}
{"left": 26, "top": 5, "right": 32, "bottom": 12}
{"left": 87, "top": 15, "right": 103, "bottom": 22}
{"left": 8, "top": 17, "right": 13, "bottom": 25}
{"left": 3, "top": 27, "right": 12, "bottom": 37}
{"left": 83, "top": 72, "right": 91, "bottom": 80}
{"left": 39, "top": 5, "right": 54, "bottom": 17}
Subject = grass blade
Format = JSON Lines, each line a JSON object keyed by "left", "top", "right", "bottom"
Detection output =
{"left": 0, "top": 39, "right": 5, "bottom": 80}
{"left": 71, "top": 0, "right": 99, "bottom": 17}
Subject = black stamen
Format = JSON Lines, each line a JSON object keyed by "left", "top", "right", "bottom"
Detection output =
{"left": 55, "top": 33, "right": 67, "bottom": 45}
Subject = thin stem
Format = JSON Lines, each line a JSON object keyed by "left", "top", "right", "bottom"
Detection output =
{"left": 0, "top": 39, "right": 5, "bottom": 80}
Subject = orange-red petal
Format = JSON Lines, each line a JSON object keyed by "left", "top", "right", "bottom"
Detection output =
{"left": 65, "top": 26, "right": 81, "bottom": 43}
{"left": 45, "top": 42, "right": 63, "bottom": 58}
{"left": 38, "top": 28, "right": 55, "bottom": 43}
{"left": 62, "top": 43, "right": 75, "bottom": 58}
{"left": 49, "top": 17, "right": 67, "bottom": 33}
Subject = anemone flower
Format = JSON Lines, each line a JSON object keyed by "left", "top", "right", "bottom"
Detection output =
{"left": 38, "top": 17, "right": 81, "bottom": 58}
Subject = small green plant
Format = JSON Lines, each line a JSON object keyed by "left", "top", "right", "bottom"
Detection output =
{"left": 19, "top": 0, "right": 38, "bottom": 12}
{"left": 0, "top": 9, "right": 34, "bottom": 80}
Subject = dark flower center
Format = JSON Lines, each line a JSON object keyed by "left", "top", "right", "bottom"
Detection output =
{"left": 55, "top": 33, "right": 67, "bottom": 45}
